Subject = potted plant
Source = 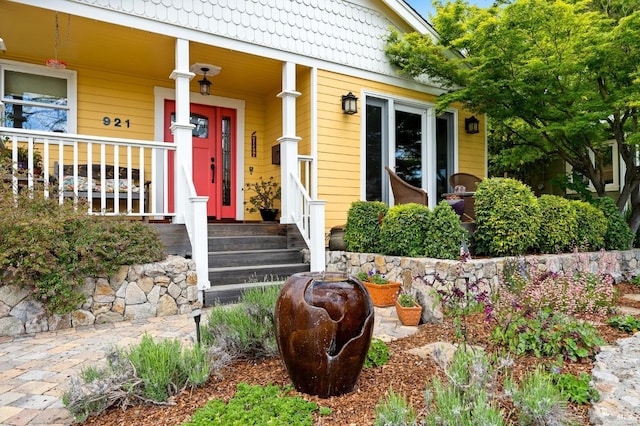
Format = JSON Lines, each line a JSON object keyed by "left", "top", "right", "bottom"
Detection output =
{"left": 356, "top": 270, "right": 401, "bottom": 307}
{"left": 245, "top": 176, "right": 281, "bottom": 221}
{"left": 0, "top": 141, "right": 42, "bottom": 177}
{"left": 394, "top": 290, "right": 422, "bottom": 326}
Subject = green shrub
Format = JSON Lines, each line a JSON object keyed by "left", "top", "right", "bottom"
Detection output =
{"left": 473, "top": 178, "right": 540, "bottom": 256}
{"left": 424, "top": 348, "right": 504, "bottom": 426}
{"left": 554, "top": 373, "right": 599, "bottom": 404}
{"left": 423, "top": 201, "right": 469, "bottom": 260}
{"left": 344, "top": 201, "right": 388, "bottom": 253}
{"left": 364, "top": 337, "right": 390, "bottom": 368}
{"left": 0, "top": 174, "right": 166, "bottom": 314}
{"left": 184, "top": 383, "right": 324, "bottom": 426}
{"left": 200, "top": 284, "right": 281, "bottom": 361}
{"left": 505, "top": 367, "right": 570, "bottom": 426}
{"left": 127, "top": 334, "right": 188, "bottom": 401}
{"left": 571, "top": 200, "right": 607, "bottom": 251}
{"left": 374, "top": 388, "right": 417, "bottom": 426}
{"left": 536, "top": 195, "right": 577, "bottom": 254}
{"left": 64, "top": 336, "right": 210, "bottom": 422}
{"left": 607, "top": 315, "right": 640, "bottom": 333}
{"left": 379, "top": 203, "right": 431, "bottom": 257}
{"left": 593, "top": 197, "right": 634, "bottom": 250}
{"left": 491, "top": 311, "right": 604, "bottom": 361}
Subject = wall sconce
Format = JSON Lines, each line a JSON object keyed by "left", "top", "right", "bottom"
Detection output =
{"left": 465, "top": 116, "right": 480, "bottom": 134}
{"left": 341, "top": 92, "right": 358, "bottom": 115}
{"left": 0, "top": 37, "right": 6, "bottom": 52}
{"left": 198, "top": 68, "right": 211, "bottom": 96}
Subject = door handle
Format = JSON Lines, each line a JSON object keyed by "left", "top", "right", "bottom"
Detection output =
{"left": 210, "top": 157, "right": 215, "bottom": 183}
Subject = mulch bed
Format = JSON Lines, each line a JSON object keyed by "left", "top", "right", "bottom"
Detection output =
{"left": 83, "top": 283, "right": 640, "bottom": 426}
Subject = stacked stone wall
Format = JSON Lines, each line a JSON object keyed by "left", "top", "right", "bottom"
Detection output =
{"left": 327, "top": 249, "right": 640, "bottom": 323}
{"left": 0, "top": 256, "right": 199, "bottom": 337}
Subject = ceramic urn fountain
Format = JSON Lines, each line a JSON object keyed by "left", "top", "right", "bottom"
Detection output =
{"left": 274, "top": 272, "right": 374, "bottom": 398}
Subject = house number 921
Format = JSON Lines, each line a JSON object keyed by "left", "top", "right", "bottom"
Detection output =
{"left": 103, "top": 117, "right": 130, "bottom": 128}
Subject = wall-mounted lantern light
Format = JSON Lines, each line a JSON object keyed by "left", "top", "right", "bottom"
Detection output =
{"left": 0, "top": 37, "right": 6, "bottom": 52}
{"left": 465, "top": 116, "right": 480, "bottom": 134}
{"left": 341, "top": 92, "right": 358, "bottom": 115}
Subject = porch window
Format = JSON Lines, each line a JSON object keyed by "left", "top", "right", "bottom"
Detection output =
{"left": 1, "top": 62, "right": 76, "bottom": 132}
{"left": 364, "top": 95, "right": 455, "bottom": 204}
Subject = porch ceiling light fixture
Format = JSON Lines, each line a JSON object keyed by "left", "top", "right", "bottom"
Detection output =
{"left": 465, "top": 115, "right": 480, "bottom": 134}
{"left": 0, "top": 37, "right": 6, "bottom": 52}
{"left": 199, "top": 68, "right": 212, "bottom": 96}
{"left": 190, "top": 63, "right": 221, "bottom": 96}
{"left": 341, "top": 92, "right": 358, "bottom": 115}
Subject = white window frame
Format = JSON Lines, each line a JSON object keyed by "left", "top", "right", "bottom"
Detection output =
{"left": 361, "top": 90, "right": 458, "bottom": 209}
{"left": 0, "top": 59, "right": 77, "bottom": 133}
{"left": 566, "top": 140, "right": 619, "bottom": 193}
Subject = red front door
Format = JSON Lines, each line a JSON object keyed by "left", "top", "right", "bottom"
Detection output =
{"left": 164, "top": 101, "right": 236, "bottom": 219}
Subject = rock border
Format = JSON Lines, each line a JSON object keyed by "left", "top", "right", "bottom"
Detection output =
{"left": 0, "top": 255, "right": 199, "bottom": 337}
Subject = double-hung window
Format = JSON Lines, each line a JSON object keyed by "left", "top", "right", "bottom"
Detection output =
{"left": 1, "top": 61, "right": 76, "bottom": 132}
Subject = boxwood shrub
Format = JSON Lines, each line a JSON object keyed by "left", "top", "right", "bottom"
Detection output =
{"left": 423, "top": 201, "right": 470, "bottom": 260}
{"left": 536, "top": 195, "right": 577, "bottom": 254}
{"left": 593, "top": 197, "right": 634, "bottom": 250}
{"left": 379, "top": 203, "right": 431, "bottom": 257}
{"left": 474, "top": 177, "right": 540, "bottom": 257}
{"left": 571, "top": 200, "right": 607, "bottom": 251}
{"left": 344, "top": 201, "right": 389, "bottom": 253}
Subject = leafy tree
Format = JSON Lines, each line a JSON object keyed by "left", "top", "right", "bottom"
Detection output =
{"left": 386, "top": 0, "right": 640, "bottom": 232}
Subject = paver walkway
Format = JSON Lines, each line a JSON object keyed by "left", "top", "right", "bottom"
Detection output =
{"left": 0, "top": 306, "right": 417, "bottom": 426}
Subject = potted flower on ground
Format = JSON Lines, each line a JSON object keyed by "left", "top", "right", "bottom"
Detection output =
{"left": 395, "top": 290, "right": 422, "bottom": 326}
{"left": 356, "top": 270, "right": 401, "bottom": 307}
{"left": 245, "top": 176, "right": 281, "bottom": 221}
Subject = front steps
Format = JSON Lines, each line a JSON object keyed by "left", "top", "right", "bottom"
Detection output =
{"left": 204, "top": 223, "right": 310, "bottom": 305}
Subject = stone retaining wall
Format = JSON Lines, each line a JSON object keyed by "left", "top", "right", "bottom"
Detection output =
{"left": 326, "top": 249, "right": 640, "bottom": 323}
{"left": 0, "top": 255, "right": 199, "bottom": 337}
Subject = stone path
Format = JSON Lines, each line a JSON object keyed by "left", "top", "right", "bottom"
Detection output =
{"left": 0, "top": 305, "right": 638, "bottom": 425}
{"left": 589, "top": 296, "right": 640, "bottom": 426}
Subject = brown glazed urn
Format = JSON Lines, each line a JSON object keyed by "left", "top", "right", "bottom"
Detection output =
{"left": 274, "top": 272, "right": 374, "bottom": 398}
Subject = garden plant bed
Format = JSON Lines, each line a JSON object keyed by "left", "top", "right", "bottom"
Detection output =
{"left": 83, "top": 283, "right": 640, "bottom": 426}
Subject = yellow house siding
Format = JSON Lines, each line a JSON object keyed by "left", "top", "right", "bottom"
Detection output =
{"left": 316, "top": 69, "right": 486, "bottom": 231}
{"left": 76, "top": 68, "right": 160, "bottom": 140}
{"left": 457, "top": 120, "right": 486, "bottom": 178}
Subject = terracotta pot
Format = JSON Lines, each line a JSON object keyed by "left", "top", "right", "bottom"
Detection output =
{"left": 363, "top": 280, "right": 401, "bottom": 307}
{"left": 394, "top": 299, "right": 422, "bottom": 326}
{"left": 274, "top": 272, "right": 374, "bottom": 398}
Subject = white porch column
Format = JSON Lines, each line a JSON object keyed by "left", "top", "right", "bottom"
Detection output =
{"left": 169, "top": 38, "right": 195, "bottom": 224}
{"left": 277, "top": 62, "right": 301, "bottom": 224}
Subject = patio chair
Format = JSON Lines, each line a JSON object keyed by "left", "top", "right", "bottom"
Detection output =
{"left": 448, "top": 172, "right": 483, "bottom": 222}
{"left": 385, "top": 166, "right": 428, "bottom": 206}
{"left": 448, "top": 172, "right": 482, "bottom": 193}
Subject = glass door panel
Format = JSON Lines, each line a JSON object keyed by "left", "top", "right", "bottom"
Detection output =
{"left": 394, "top": 109, "right": 423, "bottom": 188}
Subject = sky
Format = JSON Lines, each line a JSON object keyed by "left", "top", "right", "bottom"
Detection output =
{"left": 405, "top": 0, "right": 497, "bottom": 22}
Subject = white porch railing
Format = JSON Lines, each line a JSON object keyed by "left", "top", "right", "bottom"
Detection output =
{"left": 290, "top": 155, "right": 325, "bottom": 271}
{"left": 179, "top": 161, "right": 210, "bottom": 298}
{"left": 0, "top": 128, "right": 174, "bottom": 218}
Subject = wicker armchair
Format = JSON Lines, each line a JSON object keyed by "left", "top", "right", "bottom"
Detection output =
{"left": 448, "top": 172, "right": 482, "bottom": 193}
{"left": 448, "top": 172, "right": 482, "bottom": 222}
{"left": 385, "top": 166, "right": 428, "bottom": 206}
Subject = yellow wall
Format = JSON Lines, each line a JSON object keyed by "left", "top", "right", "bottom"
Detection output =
{"left": 316, "top": 70, "right": 486, "bottom": 230}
